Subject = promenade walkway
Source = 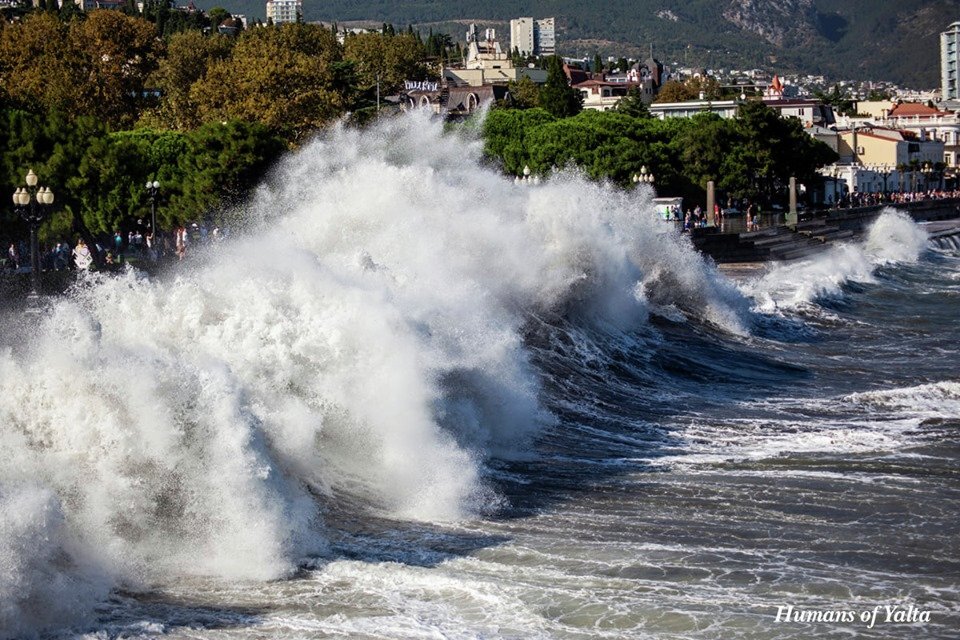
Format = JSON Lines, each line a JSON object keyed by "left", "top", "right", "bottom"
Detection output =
{"left": 691, "top": 198, "right": 960, "bottom": 264}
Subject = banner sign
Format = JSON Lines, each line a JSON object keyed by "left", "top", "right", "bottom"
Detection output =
{"left": 405, "top": 80, "right": 439, "bottom": 92}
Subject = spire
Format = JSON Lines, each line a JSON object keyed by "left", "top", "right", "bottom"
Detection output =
{"left": 770, "top": 74, "right": 784, "bottom": 96}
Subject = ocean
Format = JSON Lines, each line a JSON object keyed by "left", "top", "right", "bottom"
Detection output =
{"left": 1, "top": 113, "right": 957, "bottom": 640}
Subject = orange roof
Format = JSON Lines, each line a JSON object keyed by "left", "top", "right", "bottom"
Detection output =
{"left": 888, "top": 102, "right": 946, "bottom": 117}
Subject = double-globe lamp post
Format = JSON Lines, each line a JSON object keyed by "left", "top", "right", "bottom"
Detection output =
{"left": 12, "top": 169, "right": 55, "bottom": 299}
{"left": 145, "top": 180, "right": 160, "bottom": 237}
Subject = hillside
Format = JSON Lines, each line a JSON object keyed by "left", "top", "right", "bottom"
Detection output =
{"left": 203, "top": 0, "right": 960, "bottom": 88}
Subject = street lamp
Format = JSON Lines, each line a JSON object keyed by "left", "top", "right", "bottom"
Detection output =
{"left": 516, "top": 164, "right": 537, "bottom": 186}
{"left": 635, "top": 165, "right": 656, "bottom": 191}
{"left": 145, "top": 180, "right": 160, "bottom": 236}
{"left": 921, "top": 162, "right": 933, "bottom": 191}
{"left": 11, "top": 169, "right": 55, "bottom": 301}
{"left": 875, "top": 164, "right": 893, "bottom": 196}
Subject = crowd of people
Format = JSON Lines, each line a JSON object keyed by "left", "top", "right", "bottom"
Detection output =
{"left": 673, "top": 202, "right": 766, "bottom": 233}
{"left": 836, "top": 188, "right": 960, "bottom": 209}
{"left": 2, "top": 223, "right": 226, "bottom": 274}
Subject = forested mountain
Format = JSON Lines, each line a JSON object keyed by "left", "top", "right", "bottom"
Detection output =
{"left": 201, "top": 0, "right": 958, "bottom": 87}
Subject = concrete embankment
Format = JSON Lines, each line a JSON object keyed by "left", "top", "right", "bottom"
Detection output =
{"left": 693, "top": 199, "right": 960, "bottom": 264}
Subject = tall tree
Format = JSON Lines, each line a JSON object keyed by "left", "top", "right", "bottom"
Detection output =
{"left": 343, "top": 32, "right": 428, "bottom": 96}
{"left": 0, "top": 13, "right": 73, "bottom": 115}
{"left": 654, "top": 80, "right": 696, "bottom": 103}
{"left": 507, "top": 75, "right": 540, "bottom": 110}
{"left": 539, "top": 56, "right": 582, "bottom": 119}
{"left": 171, "top": 120, "right": 285, "bottom": 225}
{"left": 67, "top": 11, "right": 161, "bottom": 127}
{"left": 615, "top": 86, "right": 651, "bottom": 118}
{"left": 0, "top": 11, "right": 161, "bottom": 128}
{"left": 147, "top": 30, "right": 235, "bottom": 130}
{"left": 191, "top": 23, "right": 352, "bottom": 143}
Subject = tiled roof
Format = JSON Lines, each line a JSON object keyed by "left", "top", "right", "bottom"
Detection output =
{"left": 888, "top": 102, "right": 946, "bottom": 117}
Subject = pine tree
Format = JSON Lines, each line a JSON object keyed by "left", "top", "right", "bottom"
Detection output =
{"left": 539, "top": 56, "right": 582, "bottom": 118}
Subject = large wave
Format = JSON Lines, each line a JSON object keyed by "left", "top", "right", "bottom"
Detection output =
{"left": 743, "top": 209, "right": 929, "bottom": 311}
{"left": 0, "top": 111, "right": 749, "bottom": 637}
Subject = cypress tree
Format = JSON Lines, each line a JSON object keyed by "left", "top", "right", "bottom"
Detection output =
{"left": 539, "top": 56, "right": 582, "bottom": 118}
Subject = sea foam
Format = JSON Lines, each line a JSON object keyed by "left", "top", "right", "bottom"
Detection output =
{"left": 0, "top": 110, "right": 748, "bottom": 637}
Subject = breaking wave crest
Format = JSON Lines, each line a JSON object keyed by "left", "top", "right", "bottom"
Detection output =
{"left": 0, "top": 111, "right": 750, "bottom": 637}
{"left": 743, "top": 209, "right": 929, "bottom": 311}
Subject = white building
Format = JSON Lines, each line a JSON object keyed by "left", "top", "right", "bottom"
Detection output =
{"left": 536, "top": 18, "right": 555, "bottom": 56}
{"left": 445, "top": 25, "right": 547, "bottom": 87}
{"left": 574, "top": 79, "right": 654, "bottom": 111}
{"left": 941, "top": 22, "right": 960, "bottom": 101}
{"left": 650, "top": 99, "right": 739, "bottom": 120}
{"left": 509, "top": 17, "right": 555, "bottom": 57}
{"left": 510, "top": 18, "right": 535, "bottom": 56}
{"left": 844, "top": 101, "right": 960, "bottom": 171}
{"left": 266, "top": 0, "right": 301, "bottom": 24}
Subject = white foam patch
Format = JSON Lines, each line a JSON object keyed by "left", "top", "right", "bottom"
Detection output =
{"left": 743, "top": 209, "right": 929, "bottom": 311}
{"left": 0, "top": 486, "right": 110, "bottom": 639}
{"left": 843, "top": 381, "right": 960, "bottom": 417}
{"left": 0, "top": 110, "right": 752, "bottom": 636}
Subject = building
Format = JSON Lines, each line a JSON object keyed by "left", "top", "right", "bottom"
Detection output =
{"left": 574, "top": 79, "right": 654, "bottom": 111}
{"left": 266, "top": 0, "right": 300, "bottom": 24}
{"left": 651, "top": 75, "right": 833, "bottom": 125}
{"left": 881, "top": 102, "right": 960, "bottom": 171}
{"left": 444, "top": 25, "right": 547, "bottom": 87}
{"left": 650, "top": 99, "right": 740, "bottom": 120}
{"left": 536, "top": 18, "right": 555, "bottom": 56}
{"left": 510, "top": 18, "right": 534, "bottom": 57}
{"left": 53, "top": 0, "right": 124, "bottom": 10}
{"left": 509, "top": 17, "right": 555, "bottom": 57}
{"left": 941, "top": 22, "right": 960, "bottom": 101}
{"left": 845, "top": 101, "right": 960, "bottom": 173}
{"left": 807, "top": 124, "right": 839, "bottom": 155}
{"left": 763, "top": 98, "right": 835, "bottom": 126}
{"left": 837, "top": 127, "right": 944, "bottom": 180}
{"left": 606, "top": 59, "right": 667, "bottom": 90}
{"left": 401, "top": 84, "right": 509, "bottom": 116}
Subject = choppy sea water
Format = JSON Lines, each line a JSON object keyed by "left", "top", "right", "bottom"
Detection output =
{"left": 1, "top": 114, "right": 957, "bottom": 639}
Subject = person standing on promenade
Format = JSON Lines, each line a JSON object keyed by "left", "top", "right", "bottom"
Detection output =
{"left": 175, "top": 226, "right": 187, "bottom": 261}
{"left": 7, "top": 243, "right": 19, "bottom": 271}
{"left": 73, "top": 238, "right": 92, "bottom": 270}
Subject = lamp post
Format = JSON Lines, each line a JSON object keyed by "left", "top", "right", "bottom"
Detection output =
{"left": 516, "top": 164, "right": 539, "bottom": 186}
{"left": 145, "top": 179, "right": 160, "bottom": 235}
{"left": 876, "top": 164, "right": 893, "bottom": 196}
{"left": 11, "top": 169, "right": 55, "bottom": 301}
{"left": 634, "top": 165, "right": 656, "bottom": 193}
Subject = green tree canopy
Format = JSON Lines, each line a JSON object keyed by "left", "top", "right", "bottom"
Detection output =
{"left": 191, "top": 23, "right": 352, "bottom": 143}
{"left": 615, "top": 86, "right": 651, "bottom": 118}
{"left": 0, "top": 11, "right": 161, "bottom": 128}
{"left": 539, "top": 56, "right": 582, "bottom": 119}
{"left": 482, "top": 104, "right": 838, "bottom": 204}
{"left": 343, "top": 32, "right": 428, "bottom": 96}
{"left": 654, "top": 80, "right": 696, "bottom": 103}
{"left": 145, "top": 30, "right": 235, "bottom": 130}
{"left": 507, "top": 75, "right": 541, "bottom": 110}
